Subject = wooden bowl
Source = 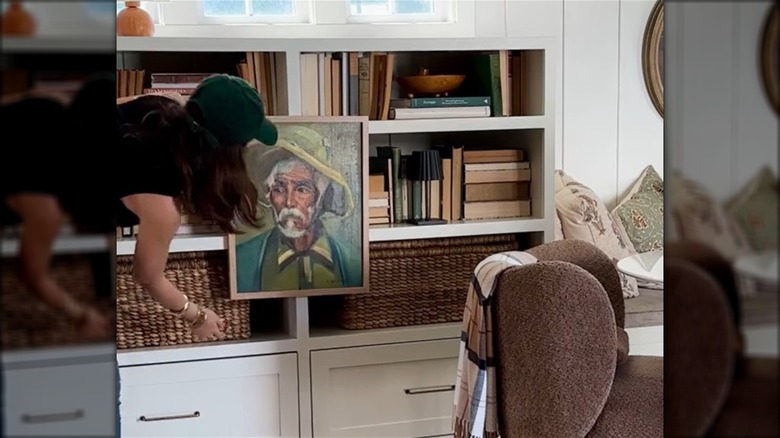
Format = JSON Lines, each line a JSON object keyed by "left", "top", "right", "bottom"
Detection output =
{"left": 396, "top": 74, "right": 466, "bottom": 97}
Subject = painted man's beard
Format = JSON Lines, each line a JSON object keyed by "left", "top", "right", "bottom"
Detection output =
{"left": 274, "top": 207, "right": 313, "bottom": 239}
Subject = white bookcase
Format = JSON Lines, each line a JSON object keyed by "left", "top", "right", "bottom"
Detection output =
{"left": 115, "top": 36, "right": 557, "bottom": 438}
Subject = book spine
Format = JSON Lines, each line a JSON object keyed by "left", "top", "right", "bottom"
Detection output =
{"left": 357, "top": 54, "right": 370, "bottom": 117}
{"left": 376, "top": 146, "right": 404, "bottom": 223}
{"left": 488, "top": 54, "right": 502, "bottom": 117}
{"left": 409, "top": 96, "right": 491, "bottom": 108}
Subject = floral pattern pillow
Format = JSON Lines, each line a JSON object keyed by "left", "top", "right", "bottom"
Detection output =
{"left": 554, "top": 170, "right": 640, "bottom": 298}
{"left": 668, "top": 170, "right": 751, "bottom": 260}
{"left": 725, "top": 166, "right": 778, "bottom": 252}
{"left": 612, "top": 165, "right": 664, "bottom": 253}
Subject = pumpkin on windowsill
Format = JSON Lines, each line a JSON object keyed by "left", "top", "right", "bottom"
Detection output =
{"left": 117, "top": 1, "right": 155, "bottom": 37}
{"left": 1, "top": 0, "right": 36, "bottom": 37}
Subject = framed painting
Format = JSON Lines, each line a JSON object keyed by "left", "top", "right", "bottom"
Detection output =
{"left": 642, "top": 0, "right": 664, "bottom": 117}
{"left": 228, "top": 116, "right": 370, "bottom": 300}
{"left": 760, "top": 3, "right": 778, "bottom": 114}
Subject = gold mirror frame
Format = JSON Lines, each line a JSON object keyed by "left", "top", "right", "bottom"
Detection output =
{"left": 760, "top": 4, "right": 779, "bottom": 114}
{"left": 642, "top": 0, "right": 664, "bottom": 117}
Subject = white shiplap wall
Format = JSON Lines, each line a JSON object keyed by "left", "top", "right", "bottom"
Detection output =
{"left": 561, "top": 0, "right": 664, "bottom": 208}
{"left": 667, "top": 1, "right": 778, "bottom": 202}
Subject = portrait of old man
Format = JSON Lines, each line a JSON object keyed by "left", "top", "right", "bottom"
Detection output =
{"left": 231, "top": 121, "right": 368, "bottom": 299}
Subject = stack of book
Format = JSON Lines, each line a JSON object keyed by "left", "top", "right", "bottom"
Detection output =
{"left": 140, "top": 72, "right": 212, "bottom": 97}
{"left": 461, "top": 149, "right": 531, "bottom": 220}
{"left": 368, "top": 173, "right": 392, "bottom": 225}
{"left": 388, "top": 96, "right": 492, "bottom": 120}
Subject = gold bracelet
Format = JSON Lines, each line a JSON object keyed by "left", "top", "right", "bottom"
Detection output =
{"left": 190, "top": 307, "right": 208, "bottom": 329}
{"left": 171, "top": 295, "right": 190, "bottom": 317}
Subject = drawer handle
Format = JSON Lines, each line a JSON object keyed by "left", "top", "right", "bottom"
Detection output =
{"left": 22, "top": 409, "right": 84, "bottom": 424}
{"left": 404, "top": 385, "right": 456, "bottom": 395}
{"left": 140, "top": 411, "right": 201, "bottom": 422}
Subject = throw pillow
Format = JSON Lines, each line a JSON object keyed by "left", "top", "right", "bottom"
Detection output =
{"left": 668, "top": 170, "right": 751, "bottom": 260}
{"left": 554, "top": 210, "right": 564, "bottom": 241}
{"left": 725, "top": 166, "right": 778, "bottom": 252}
{"left": 612, "top": 165, "right": 664, "bottom": 253}
{"left": 554, "top": 170, "right": 640, "bottom": 298}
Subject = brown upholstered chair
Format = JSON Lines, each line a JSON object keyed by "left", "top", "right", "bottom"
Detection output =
{"left": 665, "top": 246, "right": 778, "bottom": 437}
{"left": 492, "top": 240, "right": 663, "bottom": 438}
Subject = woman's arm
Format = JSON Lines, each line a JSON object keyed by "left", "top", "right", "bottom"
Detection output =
{"left": 117, "top": 92, "right": 186, "bottom": 106}
{"left": 6, "top": 193, "right": 90, "bottom": 319}
{"left": 1, "top": 90, "right": 71, "bottom": 106}
{"left": 120, "top": 193, "right": 196, "bottom": 316}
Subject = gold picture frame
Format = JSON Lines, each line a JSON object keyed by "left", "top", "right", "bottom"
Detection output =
{"left": 228, "top": 116, "right": 370, "bottom": 300}
{"left": 760, "top": 4, "right": 779, "bottom": 114}
{"left": 642, "top": 0, "right": 664, "bottom": 117}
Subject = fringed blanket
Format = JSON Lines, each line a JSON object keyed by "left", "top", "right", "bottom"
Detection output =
{"left": 453, "top": 251, "right": 538, "bottom": 438}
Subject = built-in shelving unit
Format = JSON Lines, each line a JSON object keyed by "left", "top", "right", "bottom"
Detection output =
{"left": 113, "top": 35, "right": 556, "bottom": 359}
{"left": 114, "top": 35, "right": 557, "bottom": 438}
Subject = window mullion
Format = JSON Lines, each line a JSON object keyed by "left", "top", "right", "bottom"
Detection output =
{"left": 388, "top": 0, "right": 396, "bottom": 15}
{"left": 246, "top": 0, "right": 252, "bottom": 16}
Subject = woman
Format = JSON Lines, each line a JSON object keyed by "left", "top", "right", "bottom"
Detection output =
{"left": 116, "top": 74, "right": 278, "bottom": 340}
{"left": 1, "top": 84, "right": 112, "bottom": 341}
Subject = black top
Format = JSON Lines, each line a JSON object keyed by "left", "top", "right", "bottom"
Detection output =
{"left": 1, "top": 91, "right": 183, "bottom": 230}
{"left": 116, "top": 95, "right": 183, "bottom": 227}
{"left": 0, "top": 97, "right": 71, "bottom": 226}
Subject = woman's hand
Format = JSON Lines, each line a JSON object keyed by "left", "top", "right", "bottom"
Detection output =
{"left": 190, "top": 306, "right": 225, "bottom": 341}
{"left": 76, "top": 306, "right": 111, "bottom": 341}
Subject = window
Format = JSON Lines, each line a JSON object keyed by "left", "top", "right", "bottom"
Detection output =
{"left": 195, "top": 0, "right": 310, "bottom": 24}
{"left": 347, "top": 0, "right": 453, "bottom": 23}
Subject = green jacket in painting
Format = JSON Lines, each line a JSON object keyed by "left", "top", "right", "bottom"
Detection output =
{"left": 235, "top": 226, "right": 362, "bottom": 293}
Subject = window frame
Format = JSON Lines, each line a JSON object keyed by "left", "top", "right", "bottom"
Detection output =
{"left": 162, "top": 0, "right": 312, "bottom": 25}
{"left": 345, "top": 0, "right": 453, "bottom": 24}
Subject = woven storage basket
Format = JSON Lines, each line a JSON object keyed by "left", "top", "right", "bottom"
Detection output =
{"left": 116, "top": 251, "right": 250, "bottom": 349}
{"left": 339, "top": 234, "right": 518, "bottom": 330}
{"left": 1, "top": 254, "right": 115, "bottom": 350}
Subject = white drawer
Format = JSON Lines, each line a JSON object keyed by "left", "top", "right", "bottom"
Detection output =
{"left": 4, "top": 360, "right": 117, "bottom": 436}
{"left": 311, "top": 339, "right": 459, "bottom": 438}
{"left": 119, "top": 353, "right": 299, "bottom": 437}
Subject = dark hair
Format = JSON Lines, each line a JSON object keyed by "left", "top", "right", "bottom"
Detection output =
{"left": 123, "top": 97, "right": 260, "bottom": 233}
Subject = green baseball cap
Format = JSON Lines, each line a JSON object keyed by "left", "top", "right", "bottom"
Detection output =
{"left": 187, "top": 74, "right": 278, "bottom": 147}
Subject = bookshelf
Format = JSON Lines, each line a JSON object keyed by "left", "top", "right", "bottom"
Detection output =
{"left": 115, "top": 36, "right": 556, "bottom": 438}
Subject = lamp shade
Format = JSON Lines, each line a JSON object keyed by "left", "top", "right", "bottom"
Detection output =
{"left": 409, "top": 149, "right": 443, "bottom": 182}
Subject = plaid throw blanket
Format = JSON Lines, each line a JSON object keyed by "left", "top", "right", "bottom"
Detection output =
{"left": 453, "top": 251, "right": 538, "bottom": 438}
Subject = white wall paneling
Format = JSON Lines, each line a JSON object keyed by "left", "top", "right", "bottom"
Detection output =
{"left": 562, "top": 0, "right": 622, "bottom": 206}
{"left": 666, "top": 1, "right": 778, "bottom": 201}
{"left": 560, "top": 0, "right": 665, "bottom": 207}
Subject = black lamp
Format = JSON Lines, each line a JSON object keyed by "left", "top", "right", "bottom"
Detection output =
{"left": 408, "top": 149, "right": 447, "bottom": 226}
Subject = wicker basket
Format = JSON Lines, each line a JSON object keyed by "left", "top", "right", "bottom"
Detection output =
{"left": 1, "top": 254, "right": 115, "bottom": 350}
{"left": 116, "top": 251, "right": 250, "bottom": 349}
{"left": 338, "top": 234, "right": 519, "bottom": 330}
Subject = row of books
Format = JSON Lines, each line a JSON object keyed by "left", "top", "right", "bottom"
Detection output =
{"left": 299, "top": 50, "right": 543, "bottom": 120}
{"left": 371, "top": 147, "right": 532, "bottom": 223}
{"left": 116, "top": 51, "right": 288, "bottom": 115}
{"left": 235, "top": 52, "right": 288, "bottom": 116}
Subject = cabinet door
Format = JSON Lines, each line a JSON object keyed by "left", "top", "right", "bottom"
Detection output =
{"left": 4, "top": 360, "right": 117, "bottom": 437}
{"left": 120, "top": 353, "right": 299, "bottom": 437}
{"left": 311, "top": 339, "right": 459, "bottom": 438}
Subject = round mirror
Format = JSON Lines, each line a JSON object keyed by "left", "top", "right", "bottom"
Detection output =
{"left": 760, "top": 4, "right": 778, "bottom": 114}
{"left": 642, "top": 0, "right": 664, "bottom": 117}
